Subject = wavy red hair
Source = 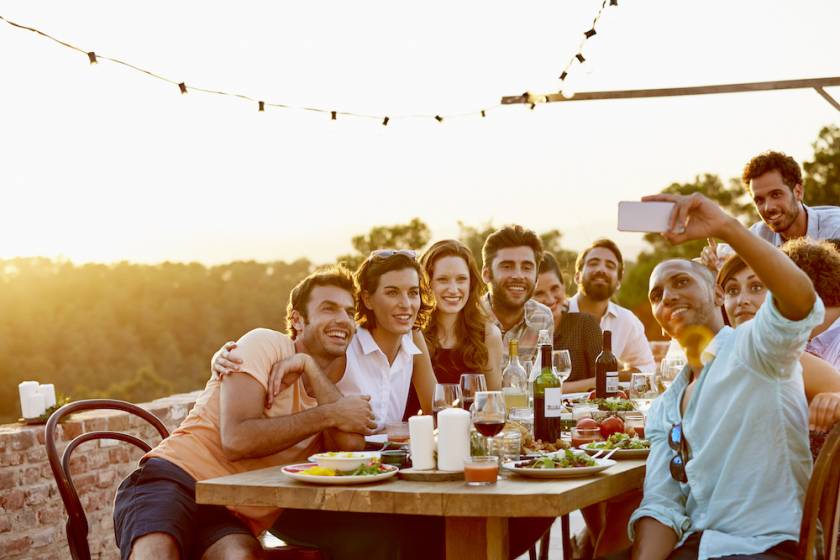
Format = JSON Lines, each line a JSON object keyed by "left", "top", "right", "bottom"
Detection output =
{"left": 420, "top": 239, "right": 490, "bottom": 372}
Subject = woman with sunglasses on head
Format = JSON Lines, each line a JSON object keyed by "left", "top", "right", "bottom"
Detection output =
{"left": 402, "top": 240, "right": 503, "bottom": 419}
{"left": 717, "top": 253, "right": 840, "bottom": 437}
{"left": 337, "top": 249, "right": 437, "bottom": 429}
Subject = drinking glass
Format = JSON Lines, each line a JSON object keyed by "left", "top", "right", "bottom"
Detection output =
{"left": 463, "top": 456, "right": 499, "bottom": 486}
{"left": 659, "top": 357, "right": 686, "bottom": 390}
{"left": 459, "top": 373, "right": 487, "bottom": 411}
{"left": 552, "top": 349, "right": 572, "bottom": 383}
{"left": 509, "top": 407, "right": 534, "bottom": 436}
{"left": 432, "top": 383, "right": 462, "bottom": 427}
{"left": 629, "top": 372, "right": 658, "bottom": 412}
{"left": 471, "top": 391, "right": 506, "bottom": 454}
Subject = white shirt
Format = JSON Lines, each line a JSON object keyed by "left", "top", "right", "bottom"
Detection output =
{"left": 568, "top": 294, "right": 656, "bottom": 372}
{"left": 337, "top": 327, "right": 422, "bottom": 432}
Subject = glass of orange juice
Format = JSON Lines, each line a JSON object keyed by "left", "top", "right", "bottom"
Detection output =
{"left": 464, "top": 456, "right": 499, "bottom": 486}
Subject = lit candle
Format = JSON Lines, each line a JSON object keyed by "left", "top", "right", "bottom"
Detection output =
{"left": 408, "top": 415, "right": 435, "bottom": 470}
{"left": 437, "top": 408, "right": 471, "bottom": 472}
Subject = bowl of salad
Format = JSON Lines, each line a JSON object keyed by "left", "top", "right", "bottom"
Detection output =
{"left": 310, "top": 451, "right": 376, "bottom": 472}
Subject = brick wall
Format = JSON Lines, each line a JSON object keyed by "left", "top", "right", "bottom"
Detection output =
{"left": 0, "top": 392, "right": 200, "bottom": 560}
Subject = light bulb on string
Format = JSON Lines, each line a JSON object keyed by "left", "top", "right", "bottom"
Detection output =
{"left": 560, "top": 86, "right": 576, "bottom": 100}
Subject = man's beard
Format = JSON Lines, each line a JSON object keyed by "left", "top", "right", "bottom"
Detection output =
{"left": 490, "top": 279, "right": 534, "bottom": 312}
{"left": 582, "top": 276, "right": 616, "bottom": 301}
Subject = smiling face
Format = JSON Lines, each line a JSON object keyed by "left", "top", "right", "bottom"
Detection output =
{"left": 294, "top": 285, "right": 356, "bottom": 359}
{"left": 576, "top": 247, "right": 620, "bottom": 301}
{"left": 749, "top": 169, "right": 803, "bottom": 235}
{"left": 649, "top": 260, "right": 722, "bottom": 339}
{"left": 722, "top": 266, "right": 768, "bottom": 327}
{"left": 362, "top": 268, "right": 421, "bottom": 336}
{"left": 482, "top": 246, "right": 537, "bottom": 311}
{"left": 534, "top": 270, "right": 566, "bottom": 322}
{"left": 430, "top": 255, "right": 470, "bottom": 315}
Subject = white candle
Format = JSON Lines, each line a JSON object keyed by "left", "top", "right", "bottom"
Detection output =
{"left": 18, "top": 381, "right": 40, "bottom": 419}
{"left": 408, "top": 415, "right": 435, "bottom": 470}
{"left": 39, "top": 384, "right": 57, "bottom": 408}
{"left": 437, "top": 408, "right": 471, "bottom": 472}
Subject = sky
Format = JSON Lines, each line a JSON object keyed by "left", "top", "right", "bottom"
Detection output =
{"left": 1, "top": 0, "right": 838, "bottom": 266}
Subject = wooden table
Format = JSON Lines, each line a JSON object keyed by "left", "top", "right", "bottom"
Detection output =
{"left": 197, "top": 460, "right": 646, "bottom": 560}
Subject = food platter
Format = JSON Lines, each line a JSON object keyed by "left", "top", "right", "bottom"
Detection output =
{"left": 502, "top": 457, "right": 616, "bottom": 479}
{"left": 578, "top": 443, "right": 650, "bottom": 459}
{"left": 281, "top": 463, "right": 399, "bottom": 485}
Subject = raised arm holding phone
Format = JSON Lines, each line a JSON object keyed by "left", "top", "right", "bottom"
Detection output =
{"left": 629, "top": 193, "right": 822, "bottom": 560}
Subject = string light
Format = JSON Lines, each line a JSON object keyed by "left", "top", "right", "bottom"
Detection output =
{"left": 557, "top": 0, "right": 616, "bottom": 83}
{"left": 0, "top": 10, "right": 618, "bottom": 124}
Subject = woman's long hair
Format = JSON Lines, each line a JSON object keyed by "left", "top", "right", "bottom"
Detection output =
{"left": 420, "top": 239, "right": 490, "bottom": 372}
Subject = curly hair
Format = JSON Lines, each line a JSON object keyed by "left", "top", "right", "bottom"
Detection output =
{"left": 285, "top": 265, "right": 355, "bottom": 339}
{"left": 742, "top": 151, "right": 802, "bottom": 191}
{"left": 420, "top": 239, "right": 491, "bottom": 372}
{"left": 575, "top": 238, "right": 624, "bottom": 280}
{"left": 781, "top": 238, "right": 840, "bottom": 306}
{"left": 481, "top": 225, "right": 544, "bottom": 271}
{"left": 354, "top": 252, "right": 433, "bottom": 331}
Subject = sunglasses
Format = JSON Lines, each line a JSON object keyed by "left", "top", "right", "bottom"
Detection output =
{"left": 369, "top": 249, "right": 417, "bottom": 259}
{"left": 668, "top": 422, "right": 689, "bottom": 483}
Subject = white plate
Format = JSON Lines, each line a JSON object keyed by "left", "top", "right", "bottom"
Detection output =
{"left": 307, "top": 451, "right": 381, "bottom": 464}
{"left": 282, "top": 463, "right": 399, "bottom": 485}
{"left": 365, "top": 434, "right": 388, "bottom": 444}
{"left": 579, "top": 443, "right": 650, "bottom": 459}
{"left": 502, "top": 458, "right": 616, "bottom": 478}
{"left": 561, "top": 392, "right": 590, "bottom": 401}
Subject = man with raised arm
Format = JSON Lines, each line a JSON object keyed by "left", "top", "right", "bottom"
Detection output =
{"left": 113, "top": 266, "right": 376, "bottom": 560}
{"left": 630, "top": 193, "right": 823, "bottom": 560}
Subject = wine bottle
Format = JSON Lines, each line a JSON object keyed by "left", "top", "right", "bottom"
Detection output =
{"left": 501, "top": 339, "right": 529, "bottom": 412}
{"left": 529, "top": 329, "right": 552, "bottom": 382}
{"left": 533, "top": 343, "right": 563, "bottom": 443}
{"left": 596, "top": 330, "right": 619, "bottom": 398}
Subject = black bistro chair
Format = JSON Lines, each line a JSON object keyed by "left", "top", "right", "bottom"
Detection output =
{"left": 45, "top": 398, "right": 321, "bottom": 560}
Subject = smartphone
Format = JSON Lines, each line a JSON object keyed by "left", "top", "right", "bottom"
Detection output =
{"left": 617, "top": 201, "right": 675, "bottom": 233}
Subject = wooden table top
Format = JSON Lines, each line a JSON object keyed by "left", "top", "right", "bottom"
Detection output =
{"left": 196, "top": 460, "right": 646, "bottom": 518}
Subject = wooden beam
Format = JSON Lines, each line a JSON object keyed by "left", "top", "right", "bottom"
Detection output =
{"left": 501, "top": 77, "right": 840, "bottom": 111}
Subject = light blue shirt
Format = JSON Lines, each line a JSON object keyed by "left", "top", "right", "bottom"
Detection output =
{"left": 750, "top": 203, "right": 840, "bottom": 247}
{"left": 629, "top": 294, "right": 825, "bottom": 559}
{"left": 806, "top": 315, "right": 840, "bottom": 369}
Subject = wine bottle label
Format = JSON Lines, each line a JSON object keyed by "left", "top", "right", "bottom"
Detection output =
{"left": 544, "top": 387, "right": 564, "bottom": 418}
{"left": 606, "top": 372, "right": 619, "bottom": 394}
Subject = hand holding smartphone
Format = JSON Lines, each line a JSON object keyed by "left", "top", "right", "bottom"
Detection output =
{"left": 617, "top": 201, "right": 676, "bottom": 233}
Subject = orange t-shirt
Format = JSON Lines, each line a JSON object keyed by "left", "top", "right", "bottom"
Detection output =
{"left": 146, "top": 328, "right": 321, "bottom": 533}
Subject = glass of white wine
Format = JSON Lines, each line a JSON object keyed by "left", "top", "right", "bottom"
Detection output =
{"left": 659, "top": 357, "right": 686, "bottom": 390}
{"left": 629, "top": 372, "right": 658, "bottom": 412}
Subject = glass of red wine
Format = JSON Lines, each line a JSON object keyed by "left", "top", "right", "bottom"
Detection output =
{"left": 459, "top": 373, "right": 487, "bottom": 412}
{"left": 471, "top": 391, "right": 507, "bottom": 456}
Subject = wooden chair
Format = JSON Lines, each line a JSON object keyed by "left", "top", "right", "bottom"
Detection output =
{"left": 799, "top": 422, "right": 840, "bottom": 560}
{"left": 45, "top": 398, "right": 320, "bottom": 560}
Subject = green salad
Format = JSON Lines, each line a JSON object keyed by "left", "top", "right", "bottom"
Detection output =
{"left": 518, "top": 450, "right": 596, "bottom": 469}
{"left": 589, "top": 398, "right": 636, "bottom": 412}
{"left": 587, "top": 433, "right": 650, "bottom": 450}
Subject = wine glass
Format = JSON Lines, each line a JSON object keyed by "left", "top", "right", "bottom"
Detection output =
{"left": 659, "top": 357, "right": 686, "bottom": 390}
{"left": 459, "top": 373, "right": 487, "bottom": 411}
{"left": 629, "top": 372, "right": 658, "bottom": 413}
{"left": 432, "top": 383, "right": 462, "bottom": 427}
{"left": 471, "top": 391, "right": 507, "bottom": 454}
{"left": 552, "top": 350, "right": 572, "bottom": 383}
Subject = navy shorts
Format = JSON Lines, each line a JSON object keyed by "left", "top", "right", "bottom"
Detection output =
{"left": 113, "top": 458, "right": 253, "bottom": 560}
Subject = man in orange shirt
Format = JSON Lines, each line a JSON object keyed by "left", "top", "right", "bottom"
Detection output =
{"left": 113, "top": 266, "right": 377, "bottom": 559}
